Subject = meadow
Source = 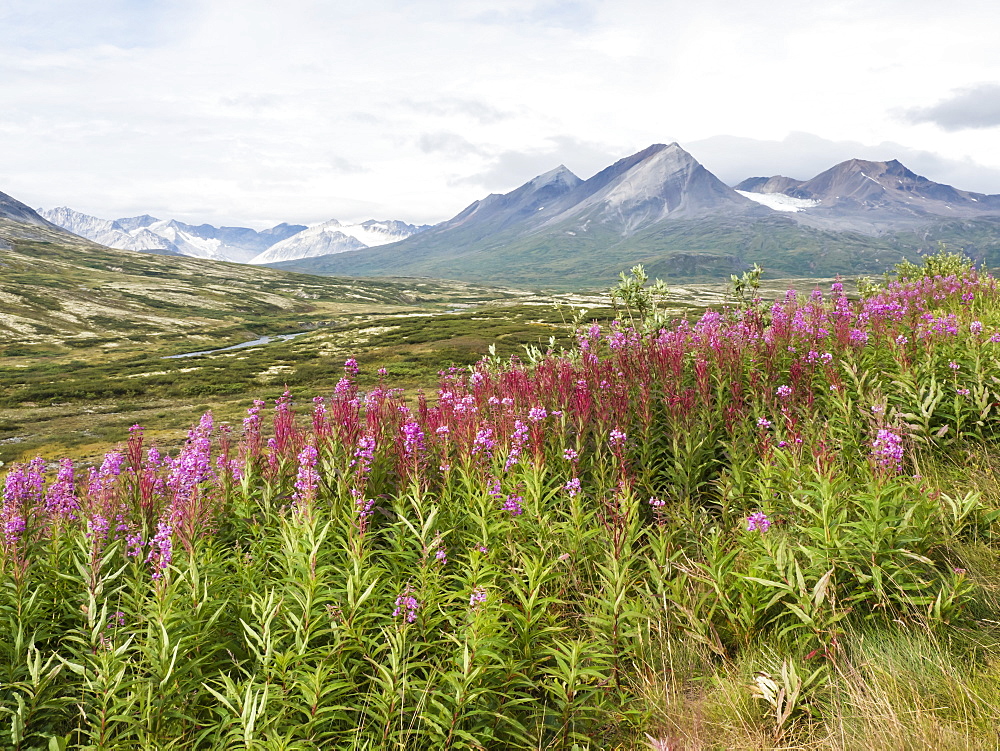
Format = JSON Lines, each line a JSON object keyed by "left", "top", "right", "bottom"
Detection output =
{"left": 3, "top": 252, "right": 1000, "bottom": 749}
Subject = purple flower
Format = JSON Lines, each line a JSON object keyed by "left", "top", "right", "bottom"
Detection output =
{"left": 393, "top": 590, "right": 420, "bottom": 623}
{"left": 564, "top": 477, "right": 581, "bottom": 498}
{"left": 872, "top": 429, "right": 904, "bottom": 473}
{"left": 502, "top": 494, "right": 524, "bottom": 516}
{"left": 472, "top": 427, "right": 496, "bottom": 456}
{"left": 747, "top": 511, "right": 771, "bottom": 533}
{"left": 527, "top": 406, "right": 547, "bottom": 422}
{"left": 756, "top": 417, "right": 772, "bottom": 429}
{"left": 775, "top": 385, "right": 792, "bottom": 400}
{"left": 146, "top": 522, "right": 173, "bottom": 579}
{"left": 648, "top": 497, "right": 665, "bottom": 509}
{"left": 292, "top": 444, "right": 319, "bottom": 507}
{"left": 608, "top": 429, "right": 627, "bottom": 448}
{"left": 344, "top": 358, "right": 359, "bottom": 376}
{"left": 469, "top": 587, "right": 488, "bottom": 608}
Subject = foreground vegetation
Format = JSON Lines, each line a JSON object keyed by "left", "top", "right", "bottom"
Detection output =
{"left": 4, "top": 254, "right": 1000, "bottom": 748}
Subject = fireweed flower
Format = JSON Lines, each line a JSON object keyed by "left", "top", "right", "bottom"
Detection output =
{"left": 747, "top": 511, "right": 771, "bottom": 533}
{"left": 756, "top": 417, "right": 772, "bottom": 429}
{"left": 775, "top": 385, "right": 792, "bottom": 400}
{"left": 292, "top": 444, "right": 319, "bottom": 507}
{"left": 608, "top": 429, "right": 627, "bottom": 448}
{"left": 872, "top": 429, "right": 904, "bottom": 473}
{"left": 648, "top": 497, "right": 665, "bottom": 509}
{"left": 502, "top": 494, "right": 524, "bottom": 516}
{"left": 393, "top": 590, "right": 420, "bottom": 623}
{"left": 146, "top": 522, "right": 173, "bottom": 579}
{"left": 971, "top": 321, "right": 984, "bottom": 334}
{"left": 564, "top": 477, "right": 581, "bottom": 497}
{"left": 435, "top": 546, "right": 447, "bottom": 564}
{"left": 344, "top": 358, "right": 359, "bottom": 376}
{"left": 527, "top": 406, "right": 547, "bottom": 422}
{"left": 469, "top": 587, "right": 488, "bottom": 609}
{"left": 563, "top": 448, "right": 579, "bottom": 462}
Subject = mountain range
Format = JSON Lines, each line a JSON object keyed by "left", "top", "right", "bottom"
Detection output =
{"left": 266, "top": 144, "right": 1000, "bottom": 286}
{"left": 10, "top": 142, "right": 1000, "bottom": 287}
{"left": 37, "top": 208, "right": 427, "bottom": 264}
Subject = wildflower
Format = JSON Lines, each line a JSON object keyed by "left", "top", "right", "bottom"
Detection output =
{"left": 648, "top": 497, "right": 665, "bottom": 508}
{"left": 971, "top": 321, "right": 984, "bottom": 334}
{"left": 476, "top": 545, "right": 488, "bottom": 554}
{"left": 949, "top": 361, "right": 960, "bottom": 370}
{"left": 608, "top": 429, "right": 627, "bottom": 448}
{"left": 393, "top": 589, "right": 420, "bottom": 623}
{"left": 435, "top": 545, "right": 447, "bottom": 565}
{"left": 872, "top": 429, "right": 904, "bottom": 473}
{"left": 747, "top": 511, "right": 771, "bottom": 533}
{"left": 146, "top": 522, "right": 173, "bottom": 579}
{"left": 563, "top": 448, "right": 579, "bottom": 462}
{"left": 527, "top": 406, "right": 547, "bottom": 422}
{"left": 564, "top": 477, "right": 581, "bottom": 497}
{"left": 344, "top": 358, "right": 359, "bottom": 376}
{"left": 895, "top": 335, "right": 909, "bottom": 346}
{"left": 469, "top": 587, "right": 488, "bottom": 608}
{"left": 957, "top": 388, "right": 971, "bottom": 396}
{"left": 775, "top": 385, "right": 792, "bottom": 399}
{"left": 756, "top": 417, "right": 771, "bottom": 429}
{"left": 292, "top": 444, "right": 319, "bottom": 507}
{"left": 502, "top": 494, "right": 524, "bottom": 516}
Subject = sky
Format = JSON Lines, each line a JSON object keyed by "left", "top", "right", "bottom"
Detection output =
{"left": 2, "top": 0, "right": 1000, "bottom": 229}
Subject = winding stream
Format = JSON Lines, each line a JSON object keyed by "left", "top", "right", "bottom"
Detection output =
{"left": 163, "top": 332, "right": 308, "bottom": 359}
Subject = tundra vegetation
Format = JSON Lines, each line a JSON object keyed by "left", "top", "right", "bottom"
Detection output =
{"left": 4, "top": 250, "right": 1000, "bottom": 749}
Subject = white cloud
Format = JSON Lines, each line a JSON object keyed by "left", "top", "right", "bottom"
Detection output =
{"left": 1, "top": 0, "right": 1000, "bottom": 228}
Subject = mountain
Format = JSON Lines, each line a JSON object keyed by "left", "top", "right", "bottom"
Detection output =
{"left": 0, "top": 193, "right": 110, "bottom": 249}
{"left": 39, "top": 207, "right": 307, "bottom": 262}
{"left": 737, "top": 159, "right": 1000, "bottom": 233}
{"left": 264, "top": 144, "right": 778, "bottom": 285}
{"left": 38, "top": 207, "right": 180, "bottom": 256}
{"left": 249, "top": 219, "right": 429, "bottom": 264}
{"left": 264, "top": 145, "right": 1000, "bottom": 287}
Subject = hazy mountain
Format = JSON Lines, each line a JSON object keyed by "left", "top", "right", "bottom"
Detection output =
{"left": 249, "top": 219, "right": 429, "bottom": 264}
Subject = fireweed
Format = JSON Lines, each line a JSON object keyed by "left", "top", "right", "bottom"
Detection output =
{"left": 2, "top": 266, "right": 1000, "bottom": 748}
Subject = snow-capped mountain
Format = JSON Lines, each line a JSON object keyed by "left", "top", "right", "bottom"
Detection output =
{"left": 39, "top": 207, "right": 180, "bottom": 255}
{"left": 39, "top": 208, "right": 307, "bottom": 261}
{"left": 248, "top": 219, "right": 429, "bottom": 264}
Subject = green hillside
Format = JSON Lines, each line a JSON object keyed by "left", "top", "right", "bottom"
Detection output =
{"left": 265, "top": 215, "right": 938, "bottom": 287}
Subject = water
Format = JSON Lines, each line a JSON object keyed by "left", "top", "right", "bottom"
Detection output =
{"left": 163, "top": 332, "right": 308, "bottom": 359}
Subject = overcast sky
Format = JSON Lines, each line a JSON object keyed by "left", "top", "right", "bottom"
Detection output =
{"left": 2, "top": 0, "right": 1000, "bottom": 228}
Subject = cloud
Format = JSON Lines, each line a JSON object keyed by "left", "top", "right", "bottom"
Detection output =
{"left": 417, "top": 132, "right": 488, "bottom": 158}
{"left": 452, "top": 135, "right": 622, "bottom": 191}
{"left": 901, "top": 83, "right": 1000, "bottom": 131}
{"left": 687, "top": 132, "right": 1000, "bottom": 195}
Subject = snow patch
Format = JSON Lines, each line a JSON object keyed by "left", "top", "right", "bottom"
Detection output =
{"left": 735, "top": 191, "right": 820, "bottom": 213}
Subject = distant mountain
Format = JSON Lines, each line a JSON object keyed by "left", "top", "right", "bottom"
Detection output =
{"left": 39, "top": 207, "right": 307, "bottom": 262}
{"left": 0, "top": 193, "right": 105, "bottom": 249}
{"left": 249, "top": 219, "right": 429, "bottom": 265}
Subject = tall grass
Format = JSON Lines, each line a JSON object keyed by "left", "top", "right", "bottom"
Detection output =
{"left": 4, "top": 254, "right": 1000, "bottom": 748}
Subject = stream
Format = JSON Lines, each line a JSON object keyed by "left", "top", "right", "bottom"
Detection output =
{"left": 163, "top": 332, "right": 308, "bottom": 359}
